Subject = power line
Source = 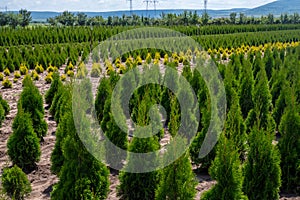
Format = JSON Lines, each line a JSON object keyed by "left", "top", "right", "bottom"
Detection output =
{"left": 204, "top": 0, "right": 207, "bottom": 14}
{"left": 127, "top": 0, "right": 133, "bottom": 14}
{"left": 0, "top": 6, "right": 8, "bottom": 12}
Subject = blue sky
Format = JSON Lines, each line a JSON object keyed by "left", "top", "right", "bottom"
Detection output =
{"left": 1, "top": 0, "right": 276, "bottom": 12}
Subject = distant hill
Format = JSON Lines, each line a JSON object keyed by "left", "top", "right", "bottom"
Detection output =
{"left": 24, "top": 0, "right": 300, "bottom": 22}
{"left": 246, "top": 0, "right": 300, "bottom": 16}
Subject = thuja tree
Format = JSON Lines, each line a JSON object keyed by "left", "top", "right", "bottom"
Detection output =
{"left": 243, "top": 127, "right": 281, "bottom": 200}
{"left": 118, "top": 97, "right": 160, "bottom": 200}
{"left": 239, "top": 58, "right": 254, "bottom": 119}
{"left": 225, "top": 91, "right": 247, "bottom": 161}
{"left": 246, "top": 66, "right": 275, "bottom": 133}
{"left": 45, "top": 72, "right": 63, "bottom": 106}
{"left": 0, "top": 95, "right": 9, "bottom": 115}
{"left": 19, "top": 75, "right": 47, "bottom": 138}
{"left": 50, "top": 111, "right": 73, "bottom": 175}
{"left": 51, "top": 110, "right": 110, "bottom": 200}
{"left": 100, "top": 91, "right": 128, "bottom": 169}
{"left": 201, "top": 135, "right": 248, "bottom": 200}
{"left": 278, "top": 97, "right": 300, "bottom": 194}
{"left": 2, "top": 165, "right": 32, "bottom": 200}
{"left": 7, "top": 108, "right": 41, "bottom": 172}
{"left": 156, "top": 137, "right": 197, "bottom": 199}
{"left": 95, "top": 77, "right": 111, "bottom": 122}
{"left": 0, "top": 95, "right": 9, "bottom": 127}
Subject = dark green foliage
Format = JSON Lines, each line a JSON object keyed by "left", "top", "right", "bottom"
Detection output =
{"left": 51, "top": 111, "right": 110, "bottom": 200}
{"left": 19, "top": 75, "right": 48, "bottom": 138}
{"left": 117, "top": 132, "right": 160, "bottom": 200}
{"left": 239, "top": 58, "right": 254, "bottom": 119}
{"left": 246, "top": 66, "right": 275, "bottom": 132}
{"left": 278, "top": 100, "right": 300, "bottom": 194}
{"left": 264, "top": 48, "right": 275, "bottom": 80}
{"left": 0, "top": 95, "right": 9, "bottom": 127}
{"left": 95, "top": 77, "right": 111, "bottom": 122}
{"left": 0, "top": 104, "right": 4, "bottom": 127}
{"left": 50, "top": 111, "right": 73, "bottom": 175}
{"left": 118, "top": 97, "right": 160, "bottom": 200}
{"left": 0, "top": 95, "right": 10, "bottom": 116}
{"left": 156, "top": 138, "right": 197, "bottom": 200}
{"left": 45, "top": 72, "right": 63, "bottom": 105}
{"left": 243, "top": 127, "right": 281, "bottom": 200}
{"left": 7, "top": 109, "right": 41, "bottom": 172}
{"left": 201, "top": 136, "right": 248, "bottom": 200}
{"left": 2, "top": 165, "right": 32, "bottom": 200}
{"left": 225, "top": 92, "right": 247, "bottom": 161}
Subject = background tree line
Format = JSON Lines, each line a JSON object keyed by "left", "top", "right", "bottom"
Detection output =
{"left": 47, "top": 10, "right": 300, "bottom": 26}
{"left": 0, "top": 9, "right": 32, "bottom": 28}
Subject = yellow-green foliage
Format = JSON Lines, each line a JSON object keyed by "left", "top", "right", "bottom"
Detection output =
{"left": 125, "top": 57, "right": 133, "bottom": 67}
{"left": 4, "top": 68, "right": 10, "bottom": 76}
{"left": 31, "top": 71, "right": 39, "bottom": 81}
{"left": 0, "top": 73, "right": 4, "bottom": 81}
{"left": 2, "top": 78, "right": 12, "bottom": 88}
{"left": 118, "top": 63, "right": 126, "bottom": 74}
{"left": 47, "top": 65, "right": 55, "bottom": 73}
{"left": 14, "top": 71, "right": 21, "bottom": 79}
{"left": 164, "top": 54, "right": 169, "bottom": 65}
{"left": 114, "top": 58, "right": 121, "bottom": 66}
{"left": 135, "top": 55, "right": 143, "bottom": 65}
{"left": 67, "top": 70, "right": 74, "bottom": 77}
{"left": 35, "top": 64, "right": 44, "bottom": 74}
{"left": 60, "top": 74, "right": 67, "bottom": 81}
{"left": 153, "top": 58, "right": 160, "bottom": 65}
{"left": 19, "top": 64, "right": 28, "bottom": 75}
{"left": 145, "top": 53, "right": 152, "bottom": 64}
{"left": 155, "top": 52, "right": 161, "bottom": 60}
{"left": 76, "top": 62, "right": 88, "bottom": 79}
{"left": 91, "top": 63, "right": 102, "bottom": 78}
{"left": 45, "top": 72, "right": 53, "bottom": 84}
{"left": 13, "top": 78, "right": 18, "bottom": 83}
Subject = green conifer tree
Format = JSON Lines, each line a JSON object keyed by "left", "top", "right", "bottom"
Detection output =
{"left": 201, "top": 135, "right": 248, "bottom": 200}
{"left": 118, "top": 97, "right": 160, "bottom": 200}
{"left": 246, "top": 66, "right": 275, "bottom": 133}
{"left": 19, "top": 75, "right": 47, "bottom": 138}
{"left": 51, "top": 110, "right": 110, "bottom": 200}
{"left": 45, "top": 72, "right": 63, "bottom": 105}
{"left": 278, "top": 93, "right": 300, "bottom": 194}
{"left": 243, "top": 127, "right": 281, "bottom": 200}
{"left": 7, "top": 108, "right": 41, "bottom": 172}
{"left": 239, "top": 58, "right": 254, "bottom": 119}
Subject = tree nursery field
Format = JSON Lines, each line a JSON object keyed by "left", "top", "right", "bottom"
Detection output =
{"left": 0, "top": 21, "right": 299, "bottom": 200}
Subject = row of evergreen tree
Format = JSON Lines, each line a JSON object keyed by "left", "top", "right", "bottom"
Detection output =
{"left": 1, "top": 46, "right": 299, "bottom": 199}
{"left": 0, "top": 24, "right": 299, "bottom": 47}
{"left": 47, "top": 45, "right": 299, "bottom": 199}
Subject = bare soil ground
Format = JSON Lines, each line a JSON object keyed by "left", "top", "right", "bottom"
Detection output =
{"left": 0, "top": 66, "right": 299, "bottom": 200}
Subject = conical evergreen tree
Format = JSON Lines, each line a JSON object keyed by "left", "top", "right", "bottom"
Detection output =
{"left": 278, "top": 91, "right": 300, "bottom": 194}
{"left": 201, "top": 135, "right": 248, "bottom": 200}
{"left": 50, "top": 111, "right": 73, "bottom": 175}
{"left": 225, "top": 91, "right": 247, "bottom": 161}
{"left": 246, "top": 66, "right": 275, "bottom": 133}
{"left": 19, "top": 75, "right": 47, "bottom": 138}
{"left": 118, "top": 96, "right": 160, "bottom": 200}
{"left": 239, "top": 58, "right": 254, "bottom": 119}
{"left": 156, "top": 129, "right": 197, "bottom": 199}
{"left": 51, "top": 110, "right": 110, "bottom": 200}
{"left": 95, "top": 77, "right": 111, "bottom": 122}
{"left": 264, "top": 48, "right": 275, "bottom": 80}
{"left": 7, "top": 108, "right": 41, "bottom": 172}
{"left": 243, "top": 127, "right": 281, "bottom": 200}
{"left": 45, "top": 72, "right": 63, "bottom": 105}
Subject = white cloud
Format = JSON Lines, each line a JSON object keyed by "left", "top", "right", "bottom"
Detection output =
{"left": 1, "top": 0, "right": 276, "bottom": 12}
